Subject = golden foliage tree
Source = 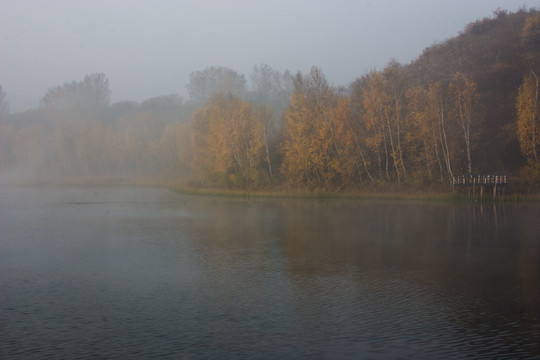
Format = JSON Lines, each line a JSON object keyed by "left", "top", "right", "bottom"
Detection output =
{"left": 382, "top": 61, "right": 408, "bottom": 182}
{"left": 360, "top": 71, "right": 392, "bottom": 181}
{"left": 191, "top": 94, "right": 270, "bottom": 188}
{"left": 406, "top": 84, "right": 440, "bottom": 182}
{"left": 358, "top": 67, "right": 409, "bottom": 184}
{"left": 280, "top": 67, "right": 360, "bottom": 189}
{"left": 406, "top": 82, "right": 456, "bottom": 183}
{"left": 449, "top": 72, "right": 478, "bottom": 174}
{"left": 521, "top": 12, "right": 540, "bottom": 66}
{"left": 516, "top": 71, "right": 540, "bottom": 166}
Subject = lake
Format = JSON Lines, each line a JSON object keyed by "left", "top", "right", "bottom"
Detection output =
{"left": 1, "top": 186, "right": 539, "bottom": 359}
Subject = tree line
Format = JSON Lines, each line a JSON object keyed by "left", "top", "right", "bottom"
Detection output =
{"left": 192, "top": 66, "right": 485, "bottom": 189}
{"left": 1, "top": 8, "right": 539, "bottom": 191}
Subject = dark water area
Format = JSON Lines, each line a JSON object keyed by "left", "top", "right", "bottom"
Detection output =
{"left": 1, "top": 186, "right": 539, "bottom": 359}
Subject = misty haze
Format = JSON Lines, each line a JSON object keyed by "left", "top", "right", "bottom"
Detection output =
{"left": 1, "top": 1, "right": 540, "bottom": 359}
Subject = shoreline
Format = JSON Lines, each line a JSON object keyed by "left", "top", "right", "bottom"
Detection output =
{"left": 2, "top": 176, "right": 539, "bottom": 202}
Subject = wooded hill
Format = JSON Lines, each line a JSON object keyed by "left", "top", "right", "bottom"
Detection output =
{"left": 0, "top": 7, "right": 539, "bottom": 191}
{"left": 406, "top": 8, "right": 539, "bottom": 173}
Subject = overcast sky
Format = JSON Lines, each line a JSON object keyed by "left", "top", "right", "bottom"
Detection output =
{"left": 1, "top": 0, "right": 538, "bottom": 112}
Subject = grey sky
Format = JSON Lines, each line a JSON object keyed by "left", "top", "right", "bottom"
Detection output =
{"left": 1, "top": 0, "right": 537, "bottom": 112}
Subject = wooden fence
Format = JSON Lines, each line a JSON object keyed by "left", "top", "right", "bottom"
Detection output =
{"left": 452, "top": 175, "right": 507, "bottom": 199}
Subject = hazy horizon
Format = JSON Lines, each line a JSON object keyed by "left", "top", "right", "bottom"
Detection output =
{"left": 1, "top": 0, "right": 538, "bottom": 112}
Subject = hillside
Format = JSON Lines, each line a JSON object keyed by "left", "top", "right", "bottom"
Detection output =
{"left": 405, "top": 8, "right": 539, "bottom": 172}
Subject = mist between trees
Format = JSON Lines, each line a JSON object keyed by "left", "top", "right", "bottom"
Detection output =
{"left": 1, "top": 8, "right": 539, "bottom": 192}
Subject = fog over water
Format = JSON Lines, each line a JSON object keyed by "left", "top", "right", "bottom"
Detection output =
{"left": 1, "top": 186, "right": 539, "bottom": 358}
{"left": 2, "top": 2, "right": 540, "bottom": 358}
{"left": 1, "top": 0, "right": 537, "bottom": 111}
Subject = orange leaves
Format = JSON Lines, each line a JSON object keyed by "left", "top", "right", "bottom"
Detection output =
{"left": 449, "top": 72, "right": 478, "bottom": 173}
{"left": 280, "top": 68, "right": 359, "bottom": 189}
{"left": 516, "top": 71, "right": 540, "bottom": 164}
{"left": 190, "top": 94, "right": 271, "bottom": 188}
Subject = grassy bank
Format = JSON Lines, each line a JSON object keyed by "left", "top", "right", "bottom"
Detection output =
{"left": 169, "top": 186, "right": 540, "bottom": 202}
{"left": 2, "top": 176, "right": 539, "bottom": 202}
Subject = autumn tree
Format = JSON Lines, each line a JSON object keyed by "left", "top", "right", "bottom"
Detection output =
{"left": 521, "top": 12, "right": 540, "bottom": 66}
{"left": 518, "top": 13, "right": 540, "bottom": 172}
{"left": 328, "top": 96, "right": 367, "bottom": 187}
{"left": 281, "top": 67, "right": 330, "bottom": 186}
{"left": 449, "top": 72, "right": 479, "bottom": 174}
{"left": 405, "top": 82, "right": 457, "bottom": 183}
{"left": 516, "top": 71, "right": 540, "bottom": 166}
{"left": 348, "top": 78, "right": 377, "bottom": 184}
{"left": 406, "top": 84, "right": 440, "bottom": 182}
{"left": 382, "top": 61, "right": 408, "bottom": 182}
{"left": 351, "top": 63, "right": 411, "bottom": 186}
{"left": 280, "top": 67, "right": 360, "bottom": 189}
{"left": 191, "top": 94, "right": 270, "bottom": 188}
{"left": 356, "top": 71, "right": 392, "bottom": 181}
{"left": 252, "top": 104, "right": 276, "bottom": 180}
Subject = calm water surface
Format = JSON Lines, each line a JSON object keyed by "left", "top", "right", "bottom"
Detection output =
{"left": 1, "top": 186, "right": 539, "bottom": 359}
